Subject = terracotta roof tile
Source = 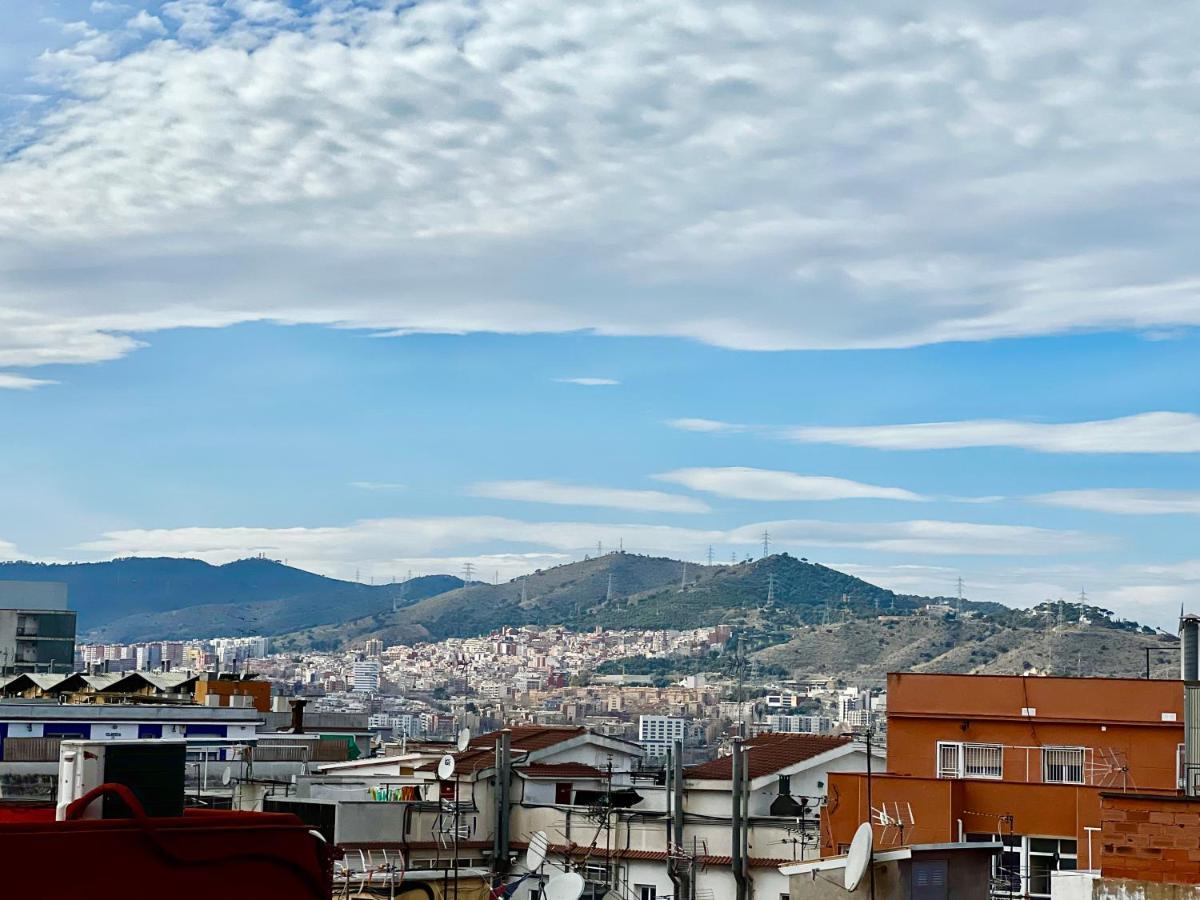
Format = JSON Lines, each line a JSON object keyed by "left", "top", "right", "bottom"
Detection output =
{"left": 684, "top": 733, "right": 851, "bottom": 781}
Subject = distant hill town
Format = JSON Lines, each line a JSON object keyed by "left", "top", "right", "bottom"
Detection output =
{"left": 1, "top": 552, "right": 1175, "bottom": 681}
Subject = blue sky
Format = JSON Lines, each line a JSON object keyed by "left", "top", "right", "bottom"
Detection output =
{"left": 1, "top": 1, "right": 1199, "bottom": 628}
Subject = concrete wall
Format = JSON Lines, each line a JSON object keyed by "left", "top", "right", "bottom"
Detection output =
{"left": 789, "top": 858, "right": 907, "bottom": 899}
{"left": 1053, "top": 876, "right": 1200, "bottom": 899}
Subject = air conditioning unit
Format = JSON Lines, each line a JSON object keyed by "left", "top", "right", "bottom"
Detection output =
{"left": 56, "top": 740, "right": 187, "bottom": 821}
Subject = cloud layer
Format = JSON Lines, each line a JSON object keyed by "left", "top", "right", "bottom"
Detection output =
{"left": 1034, "top": 489, "right": 1200, "bottom": 515}
{"left": 77, "top": 513, "right": 1106, "bottom": 585}
{"left": 4, "top": 1, "right": 1200, "bottom": 371}
{"left": 655, "top": 467, "right": 925, "bottom": 502}
{"left": 470, "top": 480, "right": 710, "bottom": 514}
{"left": 670, "top": 412, "right": 1200, "bottom": 453}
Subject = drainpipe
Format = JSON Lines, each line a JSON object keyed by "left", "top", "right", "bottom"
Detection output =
{"left": 673, "top": 740, "right": 689, "bottom": 900}
{"left": 731, "top": 738, "right": 749, "bottom": 900}
{"left": 493, "top": 729, "right": 512, "bottom": 876}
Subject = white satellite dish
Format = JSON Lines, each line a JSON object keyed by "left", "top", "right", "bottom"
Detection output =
{"left": 844, "top": 821, "right": 874, "bottom": 891}
{"left": 543, "top": 872, "right": 585, "bottom": 900}
{"left": 526, "top": 830, "right": 549, "bottom": 871}
{"left": 457, "top": 728, "right": 471, "bottom": 752}
{"left": 221, "top": 766, "right": 233, "bottom": 786}
{"left": 437, "top": 753, "right": 456, "bottom": 781}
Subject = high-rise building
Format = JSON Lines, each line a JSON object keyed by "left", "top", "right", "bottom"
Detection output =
{"left": 0, "top": 582, "right": 76, "bottom": 675}
{"left": 352, "top": 659, "right": 381, "bottom": 694}
{"left": 638, "top": 715, "right": 686, "bottom": 758}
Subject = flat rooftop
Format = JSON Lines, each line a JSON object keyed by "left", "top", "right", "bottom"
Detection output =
{"left": 0, "top": 701, "right": 261, "bottom": 723}
{"left": 0, "top": 581, "right": 68, "bottom": 611}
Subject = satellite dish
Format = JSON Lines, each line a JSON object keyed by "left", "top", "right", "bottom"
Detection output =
{"left": 437, "top": 753, "right": 456, "bottom": 781}
{"left": 844, "top": 821, "right": 874, "bottom": 891}
{"left": 543, "top": 872, "right": 585, "bottom": 900}
{"left": 457, "top": 728, "right": 471, "bottom": 752}
{"left": 525, "top": 830, "right": 549, "bottom": 871}
{"left": 221, "top": 766, "right": 233, "bottom": 786}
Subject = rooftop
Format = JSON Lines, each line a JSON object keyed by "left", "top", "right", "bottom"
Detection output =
{"left": 0, "top": 701, "right": 260, "bottom": 723}
{"left": 887, "top": 671, "right": 1184, "bottom": 725}
{"left": 684, "top": 732, "right": 853, "bottom": 781}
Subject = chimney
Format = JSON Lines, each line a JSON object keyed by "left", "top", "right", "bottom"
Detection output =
{"left": 1181, "top": 615, "right": 1200, "bottom": 682}
{"left": 289, "top": 698, "right": 307, "bottom": 734}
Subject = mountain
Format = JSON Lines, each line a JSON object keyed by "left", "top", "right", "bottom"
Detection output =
{"left": 276, "top": 552, "right": 928, "bottom": 650}
{"left": 0, "top": 557, "right": 462, "bottom": 642}
{"left": 751, "top": 614, "right": 1176, "bottom": 683}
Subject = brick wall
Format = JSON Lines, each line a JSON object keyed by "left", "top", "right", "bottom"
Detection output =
{"left": 1101, "top": 793, "right": 1200, "bottom": 885}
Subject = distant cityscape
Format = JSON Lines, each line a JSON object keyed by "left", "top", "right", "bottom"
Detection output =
{"left": 74, "top": 624, "right": 882, "bottom": 759}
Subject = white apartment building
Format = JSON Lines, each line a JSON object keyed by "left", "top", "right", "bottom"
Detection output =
{"left": 638, "top": 715, "right": 686, "bottom": 759}
{"left": 762, "top": 713, "right": 832, "bottom": 734}
{"left": 352, "top": 659, "right": 380, "bottom": 694}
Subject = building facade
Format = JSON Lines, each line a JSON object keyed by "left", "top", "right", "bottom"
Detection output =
{"left": 638, "top": 715, "right": 686, "bottom": 759}
{"left": 0, "top": 582, "right": 76, "bottom": 675}
{"left": 823, "top": 673, "right": 1185, "bottom": 900}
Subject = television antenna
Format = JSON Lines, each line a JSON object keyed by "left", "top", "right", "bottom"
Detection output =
{"left": 844, "top": 821, "right": 874, "bottom": 891}
{"left": 871, "top": 801, "right": 915, "bottom": 847}
{"left": 435, "top": 753, "right": 466, "bottom": 900}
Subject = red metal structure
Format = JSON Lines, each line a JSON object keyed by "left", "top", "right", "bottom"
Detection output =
{"left": 0, "top": 783, "right": 333, "bottom": 898}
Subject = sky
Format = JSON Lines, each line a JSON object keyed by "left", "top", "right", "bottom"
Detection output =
{"left": 1, "top": 0, "right": 1199, "bottom": 629}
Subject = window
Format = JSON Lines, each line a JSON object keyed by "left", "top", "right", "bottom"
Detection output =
{"left": 937, "top": 741, "right": 1002, "bottom": 779}
{"left": 972, "top": 833, "right": 1076, "bottom": 900}
{"left": 1042, "top": 747, "right": 1085, "bottom": 785}
{"left": 636, "top": 885, "right": 656, "bottom": 900}
{"left": 555, "top": 782, "right": 573, "bottom": 805}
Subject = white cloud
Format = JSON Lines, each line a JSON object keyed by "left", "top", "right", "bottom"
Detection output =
{"left": 836, "top": 559, "right": 1200, "bottom": 631}
{"left": 125, "top": 11, "right": 166, "bottom": 34}
{"left": 554, "top": 377, "right": 620, "bottom": 386}
{"left": 655, "top": 467, "right": 925, "bottom": 502}
{"left": 782, "top": 412, "right": 1200, "bottom": 453}
{"left": 667, "top": 411, "right": 1200, "bottom": 453}
{"left": 470, "top": 480, "right": 711, "bottom": 514}
{"left": 1034, "top": 489, "right": 1200, "bottom": 515}
{"left": 0, "top": 539, "right": 21, "bottom": 559}
{"left": 4, "top": 2, "right": 1200, "bottom": 368}
{"left": 666, "top": 419, "right": 755, "bottom": 435}
{"left": 77, "top": 514, "right": 1106, "bottom": 583}
{"left": 0, "top": 373, "right": 57, "bottom": 389}
{"left": 350, "top": 481, "right": 407, "bottom": 492}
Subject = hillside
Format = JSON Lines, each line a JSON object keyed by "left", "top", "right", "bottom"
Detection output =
{"left": 276, "top": 552, "right": 925, "bottom": 650}
{"left": 0, "top": 557, "right": 462, "bottom": 642}
{"left": 752, "top": 615, "right": 1176, "bottom": 683}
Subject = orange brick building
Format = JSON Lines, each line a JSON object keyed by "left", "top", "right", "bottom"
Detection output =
{"left": 824, "top": 673, "right": 1186, "bottom": 899}
{"left": 1099, "top": 792, "right": 1200, "bottom": 885}
{"left": 194, "top": 676, "right": 272, "bottom": 713}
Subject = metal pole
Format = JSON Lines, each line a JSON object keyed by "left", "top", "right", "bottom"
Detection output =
{"left": 453, "top": 776, "right": 460, "bottom": 900}
{"left": 866, "top": 728, "right": 875, "bottom": 900}
{"left": 673, "top": 740, "right": 688, "bottom": 900}
{"left": 731, "top": 738, "right": 748, "bottom": 900}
